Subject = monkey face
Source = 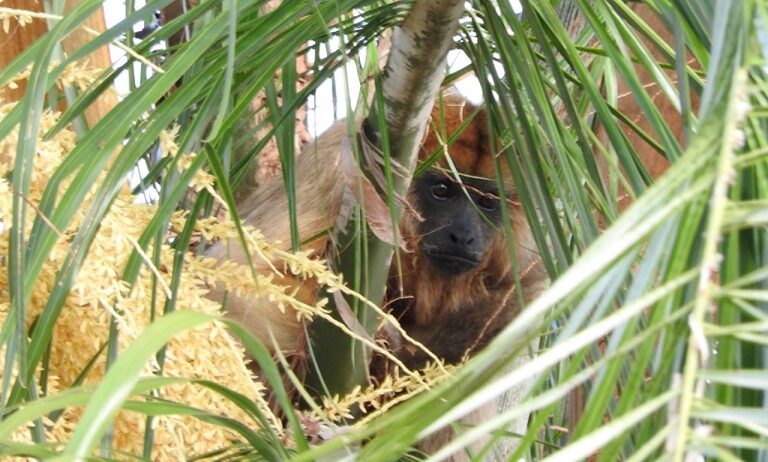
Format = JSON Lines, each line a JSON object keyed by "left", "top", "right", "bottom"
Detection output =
{"left": 413, "top": 170, "right": 503, "bottom": 275}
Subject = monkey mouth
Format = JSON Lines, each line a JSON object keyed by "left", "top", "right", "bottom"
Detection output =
{"left": 424, "top": 252, "right": 482, "bottom": 274}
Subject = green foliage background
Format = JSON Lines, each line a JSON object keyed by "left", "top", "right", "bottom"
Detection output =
{"left": 1, "top": 0, "right": 767, "bottom": 460}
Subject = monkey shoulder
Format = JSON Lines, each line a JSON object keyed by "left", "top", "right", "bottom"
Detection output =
{"left": 386, "top": 277, "right": 522, "bottom": 369}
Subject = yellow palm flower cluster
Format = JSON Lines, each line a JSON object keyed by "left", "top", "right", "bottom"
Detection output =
{"left": 0, "top": 57, "right": 453, "bottom": 457}
{"left": 0, "top": 98, "right": 279, "bottom": 458}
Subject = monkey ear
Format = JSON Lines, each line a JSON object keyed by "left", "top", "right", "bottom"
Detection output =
{"left": 340, "top": 129, "right": 410, "bottom": 251}
{"left": 362, "top": 119, "right": 381, "bottom": 148}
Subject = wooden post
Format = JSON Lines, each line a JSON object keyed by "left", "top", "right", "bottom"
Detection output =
{"left": 0, "top": 0, "right": 116, "bottom": 127}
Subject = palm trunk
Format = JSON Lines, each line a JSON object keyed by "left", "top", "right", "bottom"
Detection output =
{"left": 307, "top": 0, "right": 465, "bottom": 397}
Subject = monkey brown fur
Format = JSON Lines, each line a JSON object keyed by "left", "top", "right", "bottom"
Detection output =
{"left": 388, "top": 96, "right": 546, "bottom": 370}
{"left": 206, "top": 98, "right": 542, "bottom": 456}
{"left": 206, "top": 123, "right": 346, "bottom": 355}
{"left": 206, "top": 94, "right": 545, "bottom": 460}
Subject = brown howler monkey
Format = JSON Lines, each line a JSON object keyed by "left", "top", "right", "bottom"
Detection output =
{"left": 206, "top": 94, "right": 545, "bottom": 460}
{"left": 386, "top": 97, "right": 546, "bottom": 370}
{"left": 207, "top": 94, "right": 545, "bottom": 370}
{"left": 207, "top": 95, "right": 544, "bottom": 406}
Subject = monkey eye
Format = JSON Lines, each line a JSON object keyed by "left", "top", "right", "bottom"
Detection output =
{"left": 477, "top": 194, "right": 499, "bottom": 212}
{"left": 431, "top": 181, "right": 453, "bottom": 199}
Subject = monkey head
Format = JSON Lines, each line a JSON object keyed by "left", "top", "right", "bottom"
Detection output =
{"left": 407, "top": 95, "right": 512, "bottom": 277}
{"left": 387, "top": 95, "right": 539, "bottom": 364}
{"left": 412, "top": 170, "right": 503, "bottom": 274}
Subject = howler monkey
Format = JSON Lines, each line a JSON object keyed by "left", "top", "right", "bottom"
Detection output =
{"left": 386, "top": 97, "right": 546, "bottom": 369}
{"left": 207, "top": 93, "right": 545, "bottom": 372}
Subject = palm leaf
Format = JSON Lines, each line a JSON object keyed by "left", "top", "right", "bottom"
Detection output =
{"left": 0, "top": 0, "right": 765, "bottom": 460}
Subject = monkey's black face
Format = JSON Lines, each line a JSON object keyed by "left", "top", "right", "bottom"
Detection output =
{"left": 413, "top": 171, "right": 503, "bottom": 275}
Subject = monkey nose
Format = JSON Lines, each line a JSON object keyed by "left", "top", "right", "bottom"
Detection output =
{"left": 449, "top": 231, "right": 475, "bottom": 246}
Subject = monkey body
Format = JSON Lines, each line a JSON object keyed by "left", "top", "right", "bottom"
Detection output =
{"left": 388, "top": 98, "right": 545, "bottom": 369}
{"left": 209, "top": 97, "right": 543, "bottom": 365}
{"left": 209, "top": 95, "right": 544, "bottom": 363}
{"left": 206, "top": 121, "right": 346, "bottom": 354}
{"left": 206, "top": 96, "right": 545, "bottom": 460}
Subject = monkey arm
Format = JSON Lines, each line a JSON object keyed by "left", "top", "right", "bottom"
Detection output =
{"left": 205, "top": 121, "right": 348, "bottom": 354}
{"left": 393, "top": 289, "right": 516, "bottom": 369}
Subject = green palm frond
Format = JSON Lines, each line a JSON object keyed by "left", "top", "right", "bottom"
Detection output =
{"left": 0, "top": 0, "right": 765, "bottom": 460}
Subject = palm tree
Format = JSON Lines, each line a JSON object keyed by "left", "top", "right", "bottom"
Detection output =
{"left": 0, "top": 0, "right": 765, "bottom": 460}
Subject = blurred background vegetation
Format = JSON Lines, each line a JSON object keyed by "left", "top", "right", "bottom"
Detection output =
{"left": 0, "top": 0, "right": 767, "bottom": 460}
